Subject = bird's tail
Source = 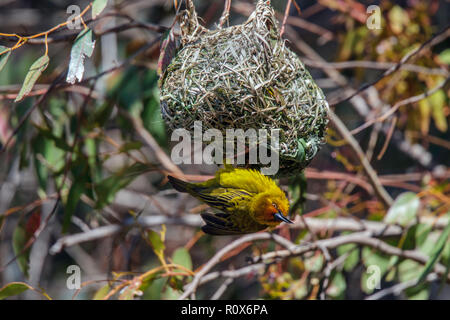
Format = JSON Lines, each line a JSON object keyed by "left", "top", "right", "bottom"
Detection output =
{"left": 167, "top": 175, "right": 191, "bottom": 193}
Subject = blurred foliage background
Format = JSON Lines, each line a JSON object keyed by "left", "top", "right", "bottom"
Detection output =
{"left": 0, "top": 0, "right": 449, "bottom": 300}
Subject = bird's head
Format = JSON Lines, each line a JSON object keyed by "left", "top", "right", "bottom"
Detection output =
{"left": 251, "top": 192, "right": 292, "bottom": 226}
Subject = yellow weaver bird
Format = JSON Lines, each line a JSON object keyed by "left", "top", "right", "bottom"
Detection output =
{"left": 168, "top": 165, "right": 292, "bottom": 235}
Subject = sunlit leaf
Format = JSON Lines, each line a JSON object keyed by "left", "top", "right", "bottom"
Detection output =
{"left": 337, "top": 243, "right": 359, "bottom": 272}
{"left": 418, "top": 98, "right": 430, "bottom": 134}
{"left": 429, "top": 89, "right": 447, "bottom": 132}
{"left": 66, "top": 28, "right": 95, "bottom": 84}
{"left": 388, "top": 5, "right": 409, "bottom": 34}
{"left": 172, "top": 247, "right": 192, "bottom": 271}
{"left": 92, "top": 0, "right": 108, "bottom": 19}
{"left": 326, "top": 272, "right": 346, "bottom": 299}
{"left": 294, "top": 281, "right": 308, "bottom": 299}
{"left": 398, "top": 259, "right": 422, "bottom": 283}
{"left": 304, "top": 254, "right": 323, "bottom": 272}
{"left": 15, "top": 54, "right": 49, "bottom": 102}
{"left": 93, "top": 283, "right": 110, "bottom": 300}
{"left": 148, "top": 229, "right": 165, "bottom": 258}
{"left": 0, "top": 46, "right": 11, "bottom": 73}
{"left": 439, "top": 49, "right": 450, "bottom": 65}
{"left": 0, "top": 282, "right": 31, "bottom": 300}
{"left": 384, "top": 192, "right": 420, "bottom": 227}
{"left": 417, "top": 218, "right": 450, "bottom": 283}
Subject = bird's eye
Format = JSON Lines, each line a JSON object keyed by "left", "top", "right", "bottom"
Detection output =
{"left": 272, "top": 203, "right": 278, "bottom": 209}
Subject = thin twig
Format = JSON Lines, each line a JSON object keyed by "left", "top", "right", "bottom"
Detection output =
{"left": 365, "top": 273, "right": 439, "bottom": 300}
{"left": 219, "top": 0, "right": 232, "bottom": 28}
{"left": 377, "top": 116, "right": 397, "bottom": 160}
{"left": 351, "top": 77, "right": 450, "bottom": 135}
{"left": 302, "top": 58, "right": 449, "bottom": 77}
{"left": 328, "top": 109, "right": 394, "bottom": 207}
{"left": 330, "top": 25, "right": 450, "bottom": 106}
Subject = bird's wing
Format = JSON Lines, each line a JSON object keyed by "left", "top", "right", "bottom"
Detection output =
{"left": 200, "top": 211, "right": 267, "bottom": 235}
{"left": 194, "top": 188, "right": 253, "bottom": 211}
{"left": 200, "top": 212, "right": 245, "bottom": 235}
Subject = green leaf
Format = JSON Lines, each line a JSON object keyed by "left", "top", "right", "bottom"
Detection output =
{"left": 91, "top": 101, "right": 115, "bottom": 127}
{"left": 337, "top": 243, "right": 359, "bottom": 272}
{"left": 406, "top": 286, "right": 429, "bottom": 300}
{"left": 0, "top": 46, "right": 11, "bottom": 73}
{"left": 418, "top": 98, "right": 430, "bottom": 134}
{"left": 142, "top": 277, "right": 167, "bottom": 300}
{"left": 293, "top": 282, "right": 308, "bottom": 299}
{"left": 148, "top": 229, "right": 165, "bottom": 257}
{"left": 398, "top": 259, "right": 422, "bottom": 283}
{"left": 34, "top": 124, "right": 71, "bottom": 152}
{"left": 92, "top": 0, "right": 108, "bottom": 19}
{"left": 402, "top": 223, "right": 432, "bottom": 251}
{"left": 304, "top": 254, "right": 324, "bottom": 272}
{"left": 163, "top": 286, "right": 180, "bottom": 299}
{"left": 384, "top": 192, "right": 420, "bottom": 227}
{"left": 172, "top": 248, "right": 192, "bottom": 271}
{"left": 442, "top": 235, "right": 450, "bottom": 263}
{"left": 66, "top": 28, "right": 95, "bottom": 84}
{"left": 119, "top": 141, "right": 143, "bottom": 153}
{"left": 428, "top": 89, "right": 448, "bottom": 132}
{"left": 417, "top": 218, "right": 450, "bottom": 283}
{"left": 93, "top": 284, "right": 110, "bottom": 300}
{"left": 388, "top": 5, "right": 409, "bottom": 34}
{"left": 142, "top": 91, "right": 167, "bottom": 146}
{"left": 94, "top": 162, "right": 149, "bottom": 209}
{"left": 415, "top": 223, "right": 432, "bottom": 248}
{"left": 361, "top": 247, "right": 390, "bottom": 294}
{"left": 0, "top": 282, "right": 31, "bottom": 300}
{"left": 326, "top": 272, "right": 346, "bottom": 299}
{"left": 32, "top": 135, "right": 66, "bottom": 191}
{"left": 15, "top": 54, "right": 49, "bottom": 102}
{"left": 63, "top": 179, "right": 86, "bottom": 233}
{"left": 12, "top": 223, "right": 30, "bottom": 278}
{"left": 439, "top": 49, "right": 450, "bottom": 65}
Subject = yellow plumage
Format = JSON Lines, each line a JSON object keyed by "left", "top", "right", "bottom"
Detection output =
{"left": 168, "top": 165, "right": 292, "bottom": 235}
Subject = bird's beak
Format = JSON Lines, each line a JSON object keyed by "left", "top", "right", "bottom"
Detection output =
{"left": 274, "top": 211, "right": 293, "bottom": 224}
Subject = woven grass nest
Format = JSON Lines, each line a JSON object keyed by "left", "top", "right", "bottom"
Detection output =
{"left": 159, "top": 0, "right": 329, "bottom": 176}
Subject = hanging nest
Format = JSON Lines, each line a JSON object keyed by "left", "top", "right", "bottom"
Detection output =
{"left": 159, "top": 0, "right": 329, "bottom": 176}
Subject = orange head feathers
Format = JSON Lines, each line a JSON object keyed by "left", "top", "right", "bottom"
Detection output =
{"left": 168, "top": 164, "right": 292, "bottom": 235}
